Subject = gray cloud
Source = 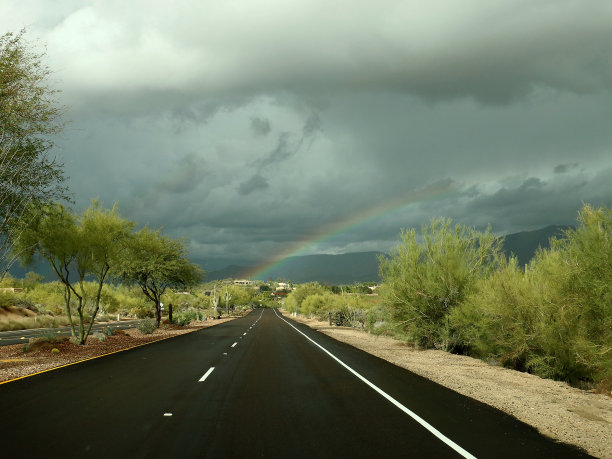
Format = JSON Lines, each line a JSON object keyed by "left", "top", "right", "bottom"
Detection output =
{"left": 250, "top": 117, "right": 271, "bottom": 136}
{"left": 238, "top": 174, "right": 269, "bottom": 195}
{"left": 3, "top": 1, "right": 611, "bottom": 270}
{"left": 554, "top": 163, "right": 579, "bottom": 174}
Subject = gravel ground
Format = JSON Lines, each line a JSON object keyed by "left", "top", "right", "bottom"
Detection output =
{"left": 285, "top": 313, "right": 612, "bottom": 459}
{"left": 0, "top": 317, "right": 235, "bottom": 384}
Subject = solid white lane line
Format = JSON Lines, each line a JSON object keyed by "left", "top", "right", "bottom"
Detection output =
{"left": 273, "top": 310, "right": 476, "bottom": 459}
{"left": 231, "top": 342, "right": 237, "bottom": 348}
{"left": 198, "top": 367, "right": 215, "bottom": 382}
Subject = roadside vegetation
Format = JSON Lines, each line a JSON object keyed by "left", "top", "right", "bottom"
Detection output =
{"left": 284, "top": 203, "right": 611, "bottom": 391}
{"left": 0, "top": 275, "right": 261, "bottom": 332}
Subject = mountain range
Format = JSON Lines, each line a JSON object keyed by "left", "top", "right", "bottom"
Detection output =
{"left": 204, "top": 225, "right": 571, "bottom": 284}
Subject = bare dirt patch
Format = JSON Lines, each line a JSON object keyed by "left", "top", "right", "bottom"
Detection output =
{"left": 0, "top": 317, "right": 236, "bottom": 384}
{"left": 285, "top": 312, "right": 612, "bottom": 459}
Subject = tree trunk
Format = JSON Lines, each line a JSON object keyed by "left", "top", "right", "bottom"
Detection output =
{"left": 155, "top": 301, "right": 162, "bottom": 327}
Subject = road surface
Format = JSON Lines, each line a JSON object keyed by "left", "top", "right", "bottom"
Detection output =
{"left": 0, "top": 309, "right": 591, "bottom": 458}
{"left": 0, "top": 320, "right": 139, "bottom": 346}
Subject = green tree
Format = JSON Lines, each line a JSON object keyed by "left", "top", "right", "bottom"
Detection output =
{"left": 119, "top": 228, "right": 203, "bottom": 327}
{"left": 14, "top": 202, "right": 134, "bottom": 344}
{"left": 379, "top": 218, "right": 503, "bottom": 349}
{"left": 0, "top": 29, "right": 68, "bottom": 278}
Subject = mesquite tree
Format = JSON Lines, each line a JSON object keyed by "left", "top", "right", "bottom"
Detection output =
{"left": 0, "top": 29, "right": 68, "bottom": 278}
{"left": 119, "top": 228, "right": 203, "bottom": 326}
{"left": 14, "top": 202, "right": 134, "bottom": 344}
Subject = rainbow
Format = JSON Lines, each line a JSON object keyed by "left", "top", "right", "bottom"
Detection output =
{"left": 246, "top": 179, "right": 460, "bottom": 280}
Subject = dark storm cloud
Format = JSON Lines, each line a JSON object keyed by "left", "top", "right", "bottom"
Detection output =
{"left": 157, "top": 154, "right": 209, "bottom": 194}
{"left": 238, "top": 174, "right": 269, "bottom": 195}
{"left": 251, "top": 133, "right": 293, "bottom": 169}
{"left": 4, "top": 1, "right": 611, "bottom": 269}
{"left": 250, "top": 117, "right": 271, "bottom": 136}
{"left": 554, "top": 163, "right": 579, "bottom": 174}
{"left": 459, "top": 168, "right": 612, "bottom": 232}
{"left": 251, "top": 114, "right": 321, "bottom": 170}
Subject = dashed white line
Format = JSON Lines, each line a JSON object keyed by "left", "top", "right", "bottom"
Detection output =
{"left": 163, "top": 413, "right": 173, "bottom": 417}
{"left": 198, "top": 367, "right": 215, "bottom": 382}
{"left": 273, "top": 309, "right": 476, "bottom": 459}
{"left": 243, "top": 332, "right": 247, "bottom": 336}
{"left": 231, "top": 342, "right": 237, "bottom": 348}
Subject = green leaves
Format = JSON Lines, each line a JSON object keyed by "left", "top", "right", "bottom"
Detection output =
{"left": 118, "top": 227, "right": 203, "bottom": 326}
{"left": 379, "top": 218, "right": 503, "bottom": 349}
{"left": 0, "top": 29, "right": 68, "bottom": 277}
{"left": 13, "top": 201, "right": 136, "bottom": 344}
{"left": 447, "top": 204, "right": 611, "bottom": 386}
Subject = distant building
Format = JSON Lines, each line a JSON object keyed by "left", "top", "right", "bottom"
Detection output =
{"left": 276, "top": 282, "right": 290, "bottom": 291}
{"left": 234, "top": 279, "right": 254, "bottom": 285}
{"left": 0, "top": 288, "right": 23, "bottom": 293}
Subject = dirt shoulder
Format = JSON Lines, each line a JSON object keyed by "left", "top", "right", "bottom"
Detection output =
{"left": 0, "top": 317, "right": 236, "bottom": 384}
{"left": 284, "top": 312, "right": 612, "bottom": 459}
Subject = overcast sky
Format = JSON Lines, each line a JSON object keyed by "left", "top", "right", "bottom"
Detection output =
{"left": 3, "top": 0, "right": 611, "bottom": 270}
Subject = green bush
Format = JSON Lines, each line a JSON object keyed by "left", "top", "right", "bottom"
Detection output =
{"left": 285, "top": 283, "right": 329, "bottom": 314}
{"left": 0, "top": 291, "right": 16, "bottom": 308}
{"left": 137, "top": 318, "right": 157, "bottom": 334}
{"left": 379, "top": 218, "right": 503, "bottom": 349}
{"left": 103, "top": 326, "right": 115, "bottom": 337}
{"left": 448, "top": 258, "right": 541, "bottom": 363}
{"left": 449, "top": 204, "right": 611, "bottom": 386}
{"left": 174, "top": 309, "right": 198, "bottom": 326}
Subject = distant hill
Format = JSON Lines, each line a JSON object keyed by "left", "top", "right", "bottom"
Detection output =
{"left": 501, "top": 225, "right": 571, "bottom": 266}
{"left": 205, "top": 252, "right": 384, "bottom": 284}
{"left": 205, "top": 225, "right": 572, "bottom": 284}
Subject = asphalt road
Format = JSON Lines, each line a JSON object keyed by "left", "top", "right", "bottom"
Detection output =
{"left": 0, "top": 320, "right": 140, "bottom": 346}
{"left": 0, "top": 309, "right": 591, "bottom": 458}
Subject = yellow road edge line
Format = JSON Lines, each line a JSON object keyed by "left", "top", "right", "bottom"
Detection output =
{"left": 0, "top": 329, "right": 200, "bottom": 386}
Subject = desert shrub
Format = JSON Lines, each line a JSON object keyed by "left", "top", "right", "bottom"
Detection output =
{"left": 0, "top": 291, "right": 15, "bottom": 308}
{"left": 174, "top": 309, "right": 198, "bottom": 326}
{"left": 138, "top": 318, "right": 157, "bottom": 334}
{"left": 103, "top": 326, "right": 115, "bottom": 336}
{"left": 450, "top": 204, "right": 611, "bottom": 386}
{"left": 525, "top": 206, "right": 611, "bottom": 385}
{"left": 41, "top": 329, "right": 60, "bottom": 342}
{"left": 285, "top": 283, "right": 329, "bottom": 314}
{"left": 130, "top": 305, "right": 154, "bottom": 319}
{"left": 379, "top": 218, "right": 503, "bottom": 349}
{"left": 448, "top": 258, "right": 541, "bottom": 362}
{"left": 51, "top": 348, "right": 60, "bottom": 354}
{"left": 94, "top": 332, "right": 106, "bottom": 342}
{"left": 301, "top": 292, "right": 334, "bottom": 317}
{"left": 23, "top": 282, "right": 65, "bottom": 311}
